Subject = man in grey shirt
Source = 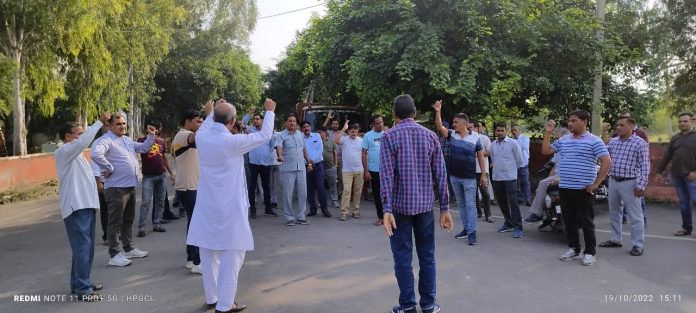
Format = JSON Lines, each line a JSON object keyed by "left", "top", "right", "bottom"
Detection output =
{"left": 275, "top": 114, "right": 313, "bottom": 226}
{"left": 489, "top": 122, "right": 524, "bottom": 238}
{"left": 91, "top": 113, "right": 156, "bottom": 266}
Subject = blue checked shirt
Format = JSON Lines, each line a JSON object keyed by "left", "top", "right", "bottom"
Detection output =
{"left": 379, "top": 119, "right": 448, "bottom": 215}
{"left": 608, "top": 133, "right": 650, "bottom": 190}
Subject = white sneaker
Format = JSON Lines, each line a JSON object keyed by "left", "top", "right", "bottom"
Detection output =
{"left": 185, "top": 261, "right": 193, "bottom": 269}
{"left": 559, "top": 248, "right": 580, "bottom": 261}
{"left": 108, "top": 253, "right": 132, "bottom": 267}
{"left": 124, "top": 248, "right": 149, "bottom": 259}
{"left": 582, "top": 254, "right": 596, "bottom": 266}
{"left": 190, "top": 264, "right": 202, "bottom": 274}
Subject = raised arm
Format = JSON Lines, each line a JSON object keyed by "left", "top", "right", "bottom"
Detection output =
{"left": 432, "top": 100, "right": 448, "bottom": 138}
{"left": 541, "top": 119, "right": 556, "bottom": 156}
{"left": 323, "top": 110, "right": 334, "bottom": 127}
{"left": 227, "top": 99, "right": 277, "bottom": 154}
{"left": 334, "top": 120, "right": 348, "bottom": 145}
{"left": 133, "top": 125, "right": 156, "bottom": 153}
{"left": 58, "top": 120, "right": 104, "bottom": 164}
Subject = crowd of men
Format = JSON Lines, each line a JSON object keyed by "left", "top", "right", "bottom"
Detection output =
{"left": 53, "top": 92, "right": 695, "bottom": 313}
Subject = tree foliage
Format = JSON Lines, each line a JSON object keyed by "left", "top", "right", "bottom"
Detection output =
{"left": 268, "top": 0, "right": 664, "bottom": 128}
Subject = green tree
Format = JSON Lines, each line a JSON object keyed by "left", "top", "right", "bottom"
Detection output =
{"left": 0, "top": 0, "right": 100, "bottom": 155}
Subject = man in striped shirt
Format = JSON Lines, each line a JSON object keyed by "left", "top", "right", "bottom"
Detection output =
{"left": 599, "top": 116, "right": 649, "bottom": 256}
{"left": 380, "top": 95, "right": 451, "bottom": 313}
{"left": 542, "top": 110, "right": 611, "bottom": 266}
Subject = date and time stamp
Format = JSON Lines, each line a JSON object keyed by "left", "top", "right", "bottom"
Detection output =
{"left": 604, "top": 294, "right": 682, "bottom": 303}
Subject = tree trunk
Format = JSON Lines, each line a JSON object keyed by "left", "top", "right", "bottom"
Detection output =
{"left": 127, "top": 63, "right": 134, "bottom": 138}
{"left": 11, "top": 51, "right": 27, "bottom": 156}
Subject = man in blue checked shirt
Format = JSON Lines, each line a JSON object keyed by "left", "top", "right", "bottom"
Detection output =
{"left": 302, "top": 121, "right": 331, "bottom": 217}
{"left": 380, "top": 94, "right": 451, "bottom": 313}
{"left": 599, "top": 116, "right": 649, "bottom": 256}
{"left": 244, "top": 112, "right": 278, "bottom": 219}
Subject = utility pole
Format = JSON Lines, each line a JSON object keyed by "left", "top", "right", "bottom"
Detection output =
{"left": 591, "top": 0, "right": 606, "bottom": 135}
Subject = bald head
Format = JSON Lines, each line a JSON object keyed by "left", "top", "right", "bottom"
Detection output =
{"left": 213, "top": 102, "right": 237, "bottom": 125}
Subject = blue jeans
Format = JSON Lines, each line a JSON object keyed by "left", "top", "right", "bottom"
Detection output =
{"left": 450, "top": 176, "right": 477, "bottom": 233}
{"left": 516, "top": 166, "right": 531, "bottom": 204}
{"left": 672, "top": 174, "right": 696, "bottom": 232}
{"left": 177, "top": 190, "right": 200, "bottom": 265}
{"left": 64, "top": 209, "right": 96, "bottom": 295}
{"left": 389, "top": 211, "right": 436, "bottom": 308}
{"left": 139, "top": 173, "right": 166, "bottom": 229}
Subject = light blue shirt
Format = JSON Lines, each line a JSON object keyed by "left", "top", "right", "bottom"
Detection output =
{"left": 91, "top": 131, "right": 155, "bottom": 188}
{"left": 247, "top": 125, "right": 274, "bottom": 166}
{"left": 551, "top": 132, "right": 609, "bottom": 190}
{"left": 490, "top": 137, "right": 523, "bottom": 181}
{"left": 274, "top": 129, "right": 307, "bottom": 172}
{"left": 514, "top": 134, "right": 530, "bottom": 167}
{"left": 304, "top": 132, "right": 324, "bottom": 164}
{"left": 362, "top": 130, "right": 383, "bottom": 172}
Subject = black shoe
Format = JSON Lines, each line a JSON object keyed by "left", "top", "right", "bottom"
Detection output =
{"left": 163, "top": 215, "right": 180, "bottom": 221}
{"left": 76, "top": 292, "right": 102, "bottom": 302}
{"left": 307, "top": 212, "right": 318, "bottom": 217}
{"left": 391, "top": 306, "right": 416, "bottom": 313}
{"left": 264, "top": 211, "right": 278, "bottom": 217}
{"left": 422, "top": 304, "right": 441, "bottom": 313}
{"left": 454, "top": 230, "right": 468, "bottom": 239}
{"left": 524, "top": 214, "right": 542, "bottom": 224}
{"left": 249, "top": 211, "right": 256, "bottom": 219}
{"left": 207, "top": 302, "right": 217, "bottom": 309}
{"left": 136, "top": 230, "right": 146, "bottom": 237}
{"left": 160, "top": 219, "right": 171, "bottom": 224}
{"left": 630, "top": 246, "right": 644, "bottom": 256}
{"left": 271, "top": 202, "right": 278, "bottom": 208}
{"left": 296, "top": 219, "right": 309, "bottom": 225}
{"left": 153, "top": 225, "right": 166, "bottom": 232}
{"left": 322, "top": 211, "right": 332, "bottom": 218}
{"left": 179, "top": 211, "right": 187, "bottom": 218}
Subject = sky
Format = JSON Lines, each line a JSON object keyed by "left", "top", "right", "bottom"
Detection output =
{"left": 249, "top": 0, "right": 327, "bottom": 72}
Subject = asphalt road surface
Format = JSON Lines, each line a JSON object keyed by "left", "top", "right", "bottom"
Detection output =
{"left": 1, "top": 192, "right": 695, "bottom": 313}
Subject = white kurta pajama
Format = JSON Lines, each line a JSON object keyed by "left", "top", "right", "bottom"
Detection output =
{"left": 187, "top": 110, "right": 275, "bottom": 311}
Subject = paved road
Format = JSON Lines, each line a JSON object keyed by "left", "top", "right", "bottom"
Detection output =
{"left": 0, "top": 193, "right": 695, "bottom": 313}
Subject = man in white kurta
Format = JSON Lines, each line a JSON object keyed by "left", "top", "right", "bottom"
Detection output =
{"left": 187, "top": 99, "right": 276, "bottom": 313}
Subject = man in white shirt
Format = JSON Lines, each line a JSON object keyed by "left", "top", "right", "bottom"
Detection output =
{"left": 512, "top": 124, "right": 532, "bottom": 206}
{"left": 54, "top": 112, "right": 109, "bottom": 301}
{"left": 472, "top": 121, "right": 494, "bottom": 223}
{"left": 186, "top": 98, "right": 276, "bottom": 313}
{"left": 335, "top": 121, "right": 365, "bottom": 221}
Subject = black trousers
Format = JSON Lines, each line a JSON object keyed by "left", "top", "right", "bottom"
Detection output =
{"left": 98, "top": 190, "right": 108, "bottom": 241}
{"left": 177, "top": 190, "right": 200, "bottom": 265}
{"left": 559, "top": 188, "right": 596, "bottom": 255}
{"left": 370, "top": 171, "right": 384, "bottom": 219}
{"left": 248, "top": 164, "right": 272, "bottom": 212}
{"left": 476, "top": 173, "right": 491, "bottom": 218}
